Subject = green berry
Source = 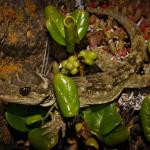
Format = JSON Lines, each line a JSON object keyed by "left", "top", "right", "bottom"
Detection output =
{"left": 79, "top": 50, "right": 86, "bottom": 57}
{"left": 71, "top": 68, "right": 78, "bottom": 75}
{"left": 60, "top": 55, "right": 80, "bottom": 75}
{"left": 79, "top": 50, "right": 97, "bottom": 65}
{"left": 85, "top": 59, "right": 93, "bottom": 65}
{"left": 61, "top": 60, "right": 67, "bottom": 67}
{"left": 68, "top": 55, "right": 77, "bottom": 62}
{"left": 74, "top": 61, "right": 80, "bottom": 67}
{"left": 85, "top": 137, "right": 99, "bottom": 150}
{"left": 66, "top": 63, "right": 73, "bottom": 70}
{"left": 90, "top": 51, "right": 97, "bottom": 59}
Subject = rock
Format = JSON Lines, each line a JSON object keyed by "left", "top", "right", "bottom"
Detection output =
{"left": 0, "top": 0, "right": 47, "bottom": 58}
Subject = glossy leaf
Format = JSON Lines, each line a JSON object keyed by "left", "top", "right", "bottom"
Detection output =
{"left": 46, "top": 19, "right": 65, "bottom": 46}
{"left": 45, "top": 6, "right": 89, "bottom": 48}
{"left": 5, "top": 104, "right": 30, "bottom": 132}
{"left": 82, "top": 103, "right": 122, "bottom": 137}
{"left": 5, "top": 112, "right": 29, "bottom": 132}
{"left": 71, "top": 8, "right": 89, "bottom": 40}
{"left": 44, "top": 5, "right": 65, "bottom": 38}
{"left": 140, "top": 96, "right": 150, "bottom": 141}
{"left": 53, "top": 73, "right": 80, "bottom": 117}
{"left": 28, "top": 128, "right": 58, "bottom": 150}
{"left": 103, "top": 125, "right": 130, "bottom": 146}
{"left": 5, "top": 104, "right": 46, "bottom": 132}
{"left": 26, "top": 114, "right": 43, "bottom": 125}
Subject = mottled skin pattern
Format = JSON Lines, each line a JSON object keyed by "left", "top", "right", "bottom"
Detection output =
{"left": 0, "top": 67, "right": 150, "bottom": 107}
{"left": 77, "top": 72, "right": 150, "bottom": 107}
{"left": 42, "top": 111, "right": 66, "bottom": 136}
{"left": 0, "top": 9, "right": 150, "bottom": 108}
{"left": 0, "top": 69, "right": 55, "bottom": 106}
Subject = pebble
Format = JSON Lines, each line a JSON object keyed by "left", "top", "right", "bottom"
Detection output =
{"left": 118, "top": 92, "right": 146, "bottom": 111}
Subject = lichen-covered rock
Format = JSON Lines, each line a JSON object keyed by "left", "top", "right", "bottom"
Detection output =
{"left": 0, "top": 0, "right": 47, "bottom": 58}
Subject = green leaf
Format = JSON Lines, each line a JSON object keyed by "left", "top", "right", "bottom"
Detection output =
{"left": 82, "top": 106, "right": 103, "bottom": 136}
{"left": 44, "top": 5, "right": 66, "bottom": 46}
{"left": 140, "top": 96, "right": 150, "bottom": 141}
{"left": 53, "top": 73, "right": 80, "bottom": 117}
{"left": 26, "top": 114, "right": 43, "bottom": 125}
{"left": 82, "top": 103, "right": 122, "bottom": 137}
{"left": 44, "top": 5, "right": 65, "bottom": 38}
{"left": 28, "top": 128, "right": 58, "bottom": 150}
{"left": 5, "top": 104, "right": 29, "bottom": 132}
{"left": 46, "top": 19, "right": 65, "bottom": 46}
{"left": 5, "top": 104, "right": 47, "bottom": 132}
{"left": 5, "top": 112, "right": 29, "bottom": 132}
{"left": 103, "top": 125, "right": 130, "bottom": 146}
{"left": 71, "top": 8, "right": 89, "bottom": 40}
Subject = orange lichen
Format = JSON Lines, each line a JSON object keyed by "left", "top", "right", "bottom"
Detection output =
{"left": 0, "top": 6, "right": 16, "bottom": 20}
{"left": 0, "top": 64, "right": 21, "bottom": 75}
{"left": 8, "top": 32, "right": 18, "bottom": 44}
{"left": 27, "top": 30, "right": 34, "bottom": 39}
{"left": 0, "top": 58, "right": 22, "bottom": 77}
{"left": 24, "top": 0, "right": 37, "bottom": 16}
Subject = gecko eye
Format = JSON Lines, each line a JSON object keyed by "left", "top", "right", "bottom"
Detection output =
{"left": 19, "top": 87, "right": 31, "bottom": 96}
